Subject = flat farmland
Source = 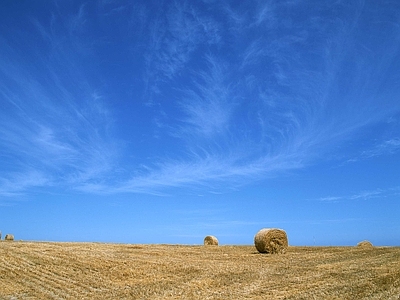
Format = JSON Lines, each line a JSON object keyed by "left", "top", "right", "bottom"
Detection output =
{"left": 0, "top": 241, "right": 399, "bottom": 299}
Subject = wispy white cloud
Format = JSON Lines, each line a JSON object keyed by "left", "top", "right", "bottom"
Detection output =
{"left": 0, "top": 12, "right": 118, "bottom": 197}
{"left": 252, "top": 0, "right": 277, "bottom": 28}
{"left": 318, "top": 196, "right": 343, "bottom": 203}
{"left": 68, "top": 4, "right": 87, "bottom": 35}
{"left": 178, "top": 55, "right": 233, "bottom": 139}
{"left": 143, "top": 1, "right": 220, "bottom": 103}
{"left": 0, "top": 87, "right": 117, "bottom": 197}
{"left": 76, "top": 141, "right": 304, "bottom": 195}
{"left": 316, "top": 187, "right": 400, "bottom": 203}
{"left": 77, "top": 1, "right": 400, "bottom": 195}
{"left": 2, "top": 0, "right": 400, "bottom": 198}
{"left": 0, "top": 170, "right": 50, "bottom": 197}
{"left": 361, "top": 138, "right": 400, "bottom": 158}
{"left": 342, "top": 137, "right": 400, "bottom": 165}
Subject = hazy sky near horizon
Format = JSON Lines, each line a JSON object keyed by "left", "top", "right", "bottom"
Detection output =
{"left": 1, "top": 0, "right": 400, "bottom": 245}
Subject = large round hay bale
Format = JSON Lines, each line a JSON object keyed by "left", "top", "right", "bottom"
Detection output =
{"left": 254, "top": 228, "right": 288, "bottom": 254}
{"left": 357, "top": 240, "right": 373, "bottom": 248}
{"left": 204, "top": 235, "right": 218, "bottom": 246}
{"left": 5, "top": 234, "right": 14, "bottom": 241}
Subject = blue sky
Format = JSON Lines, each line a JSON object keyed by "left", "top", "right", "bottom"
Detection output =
{"left": 1, "top": 0, "right": 399, "bottom": 246}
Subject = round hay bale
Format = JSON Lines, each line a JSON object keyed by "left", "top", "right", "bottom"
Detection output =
{"left": 204, "top": 235, "right": 218, "bottom": 246}
{"left": 254, "top": 228, "right": 288, "bottom": 254}
{"left": 357, "top": 240, "right": 373, "bottom": 248}
{"left": 4, "top": 234, "right": 14, "bottom": 241}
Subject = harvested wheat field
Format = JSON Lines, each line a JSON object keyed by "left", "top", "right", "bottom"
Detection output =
{"left": 0, "top": 241, "right": 399, "bottom": 299}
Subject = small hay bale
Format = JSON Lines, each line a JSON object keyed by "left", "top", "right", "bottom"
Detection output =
{"left": 254, "top": 228, "right": 288, "bottom": 254}
{"left": 204, "top": 235, "right": 218, "bottom": 246}
{"left": 357, "top": 240, "right": 373, "bottom": 248}
{"left": 4, "top": 234, "right": 14, "bottom": 241}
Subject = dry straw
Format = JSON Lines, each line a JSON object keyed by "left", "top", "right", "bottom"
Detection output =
{"left": 204, "top": 235, "right": 218, "bottom": 246}
{"left": 254, "top": 228, "right": 288, "bottom": 254}
{"left": 357, "top": 240, "right": 373, "bottom": 248}
{"left": 5, "top": 234, "right": 14, "bottom": 241}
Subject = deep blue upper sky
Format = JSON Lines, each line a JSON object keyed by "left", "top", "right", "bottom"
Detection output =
{"left": 1, "top": 0, "right": 399, "bottom": 245}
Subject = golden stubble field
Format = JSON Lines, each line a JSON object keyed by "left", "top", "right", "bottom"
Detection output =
{"left": 0, "top": 241, "right": 399, "bottom": 299}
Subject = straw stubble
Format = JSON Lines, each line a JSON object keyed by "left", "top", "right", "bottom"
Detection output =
{"left": 254, "top": 228, "right": 288, "bottom": 254}
{"left": 204, "top": 235, "right": 218, "bottom": 246}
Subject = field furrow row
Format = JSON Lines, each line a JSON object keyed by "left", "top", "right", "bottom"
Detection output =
{"left": 1, "top": 243, "right": 399, "bottom": 299}
{"left": 1, "top": 259, "right": 73, "bottom": 299}
{"left": 0, "top": 255, "right": 97, "bottom": 299}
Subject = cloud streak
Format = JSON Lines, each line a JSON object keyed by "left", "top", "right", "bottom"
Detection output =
{"left": 143, "top": 1, "right": 221, "bottom": 104}
{"left": 178, "top": 55, "right": 233, "bottom": 139}
{"left": 362, "top": 138, "right": 400, "bottom": 158}
{"left": 0, "top": 7, "right": 118, "bottom": 197}
{"left": 1, "top": 0, "right": 400, "bottom": 198}
{"left": 317, "top": 187, "right": 400, "bottom": 203}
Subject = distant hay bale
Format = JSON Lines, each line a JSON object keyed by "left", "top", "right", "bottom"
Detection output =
{"left": 357, "top": 240, "right": 373, "bottom": 248}
{"left": 204, "top": 235, "right": 218, "bottom": 246}
{"left": 254, "top": 228, "right": 288, "bottom": 254}
{"left": 5, "top": 234, "right": 14, "bottom": 241}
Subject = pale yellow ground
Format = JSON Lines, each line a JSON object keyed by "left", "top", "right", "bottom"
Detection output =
{"left": 0, "top": 241, "right": 399, "bottom": 299}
